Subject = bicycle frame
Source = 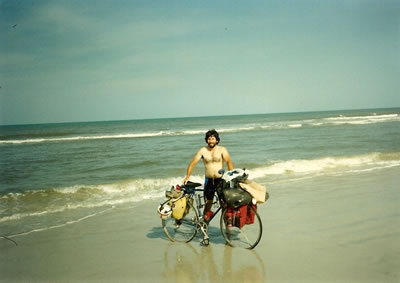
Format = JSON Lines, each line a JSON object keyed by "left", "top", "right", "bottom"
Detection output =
{"left": 187, "top": 187, "right": 230, "bottom": 245}
{"left": 193, "top": 188, "right": 223, "bottom": 222}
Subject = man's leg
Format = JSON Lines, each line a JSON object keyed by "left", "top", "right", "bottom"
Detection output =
{"left": 203, "top": 199, "right": 213, "bottom": 216}
{"left": 203, "top": 177, "right": 213, "bottom": 217}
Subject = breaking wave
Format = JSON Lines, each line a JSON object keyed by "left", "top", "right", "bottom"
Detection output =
{"left": 249, "top": 152, "right": 400, "bottom": 180}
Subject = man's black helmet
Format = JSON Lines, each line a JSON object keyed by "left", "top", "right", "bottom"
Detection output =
{"left": 205, "top": 129, "right": 220, "bottom": 143}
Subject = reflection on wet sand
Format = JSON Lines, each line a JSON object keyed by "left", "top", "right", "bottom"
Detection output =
{"left": 162, "top": 243, "right": 266, "bottom": 283}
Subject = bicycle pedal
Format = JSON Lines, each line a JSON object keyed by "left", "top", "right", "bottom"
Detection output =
{"left": 201, "top": 238, "right": 209, "bottom": 246}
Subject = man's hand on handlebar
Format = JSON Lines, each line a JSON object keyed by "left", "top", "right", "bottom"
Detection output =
{"left": 182, "top": 176, "right": 190, "bottom": 185}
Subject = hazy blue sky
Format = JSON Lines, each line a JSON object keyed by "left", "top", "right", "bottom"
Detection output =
{"left": 0, "top": 0, "right": 399, "bottom": 125}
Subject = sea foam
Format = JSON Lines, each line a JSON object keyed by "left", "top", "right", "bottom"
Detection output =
{"left": 249, "top": 152, "right": 400, "bottom": 179}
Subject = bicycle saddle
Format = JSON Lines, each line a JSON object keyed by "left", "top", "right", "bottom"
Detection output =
{"left": 183, "top": 181, "right": 202, "bottom": 189}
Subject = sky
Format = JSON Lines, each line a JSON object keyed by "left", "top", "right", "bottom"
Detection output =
{"left": 0, "top": 0, "right": 399, "bottom": 125}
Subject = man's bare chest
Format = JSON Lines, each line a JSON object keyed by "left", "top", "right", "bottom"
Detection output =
{"left": 202, "top": 150, "right": 222, "bottom": 163}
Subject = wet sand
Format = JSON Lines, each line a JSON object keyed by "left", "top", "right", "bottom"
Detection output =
{"left": 1, "top": 167, "right": 399, "bottom": 282}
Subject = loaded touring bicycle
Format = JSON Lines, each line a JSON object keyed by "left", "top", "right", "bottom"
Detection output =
{"left": 158, "top": 169, "right": 267, "bottom": 249}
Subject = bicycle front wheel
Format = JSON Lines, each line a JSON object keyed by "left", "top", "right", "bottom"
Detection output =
{"left": 220, "top": 204, "right": 262, "bottom": 249}
{"left": 162, "top": 200, "right": 198, "bottom": 243}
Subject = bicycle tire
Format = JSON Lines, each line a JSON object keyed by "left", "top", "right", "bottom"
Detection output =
{"left": 162, "top": 200, "right": 198, "bottom": 243}
{"left": 220, "top": 204, "right": 262, "bottom": 249}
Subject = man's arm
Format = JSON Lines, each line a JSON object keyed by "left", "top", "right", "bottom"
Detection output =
{"left": 183, "top": 148, "right": 203, "bottom": 184}
{"left": 222, "top": 147, "right": 234, "bottom": 170}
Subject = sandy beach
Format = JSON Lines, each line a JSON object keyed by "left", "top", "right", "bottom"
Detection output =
{"left": 1, "top": 166, "right": 399, "bottom": 282}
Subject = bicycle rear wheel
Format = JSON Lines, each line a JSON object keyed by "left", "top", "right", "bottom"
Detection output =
{"left": 220, "top": 204, "right": 262, "bottom": 249}
{"left": 162, "top": 200, "right": 198, "bottom": 243}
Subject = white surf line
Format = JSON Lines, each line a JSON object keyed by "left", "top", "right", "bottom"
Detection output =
{"left": 6, "top": 206, "right": 115, "bottom": 239}
{"left": 0, "top": 132, "right": 164, "bottom": 144}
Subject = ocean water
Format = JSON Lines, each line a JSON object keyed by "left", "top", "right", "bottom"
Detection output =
{"left": 1, "top": 108, "right": 400, "bottom": 237}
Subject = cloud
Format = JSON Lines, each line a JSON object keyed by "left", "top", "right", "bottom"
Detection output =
{"left": 0, "top": 52, "right": 36, "bottom": 66}
{"left": 30, "top": 2, "right": 96, "bottom": 32}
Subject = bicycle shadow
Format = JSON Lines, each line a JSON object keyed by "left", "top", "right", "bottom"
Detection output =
{"left": 146, "top": 226, "right": 169, "bottom": 240}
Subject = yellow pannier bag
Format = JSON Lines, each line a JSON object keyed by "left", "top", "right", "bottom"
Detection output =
{"left": 170, "top": 196, "right": 187, "bottom": 220}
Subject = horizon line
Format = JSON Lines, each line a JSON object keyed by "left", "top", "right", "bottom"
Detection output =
{"left": 1, "top": 106, "right": 399, "bottom": 127}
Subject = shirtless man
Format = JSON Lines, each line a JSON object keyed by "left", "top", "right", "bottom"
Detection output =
{"left": 183, "top": 129, "right": 234, "bottom": 221}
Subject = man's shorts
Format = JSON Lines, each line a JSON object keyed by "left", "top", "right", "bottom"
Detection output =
{"left": 204, "top": 177, "right": 222, "bottom": 201}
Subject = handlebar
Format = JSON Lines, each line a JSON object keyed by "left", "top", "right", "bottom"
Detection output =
{"left": 180, "top": 168, "right": 248, "bottom": 194}
{"left": 182, "top": 187, "right": 203, "bottom": 194}
{"left": 180, "top": 183, "right": 203, "bottom": 194}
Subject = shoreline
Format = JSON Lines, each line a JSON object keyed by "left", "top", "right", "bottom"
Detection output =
{"left": 1, "top": 167, "right": 399, "bottom": 282}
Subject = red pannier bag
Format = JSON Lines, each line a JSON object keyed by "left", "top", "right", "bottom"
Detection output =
{"left": 235, "top": 205, "right": 248, "bottom": 228}
{"left": 226, "top": 204, "right": 257, "bottom": 229}
{"left": 225, "top": 205, "right": 247, "bottom": 229}
{"left": 246, "top": 203, "right": 257, "bottom": 225}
